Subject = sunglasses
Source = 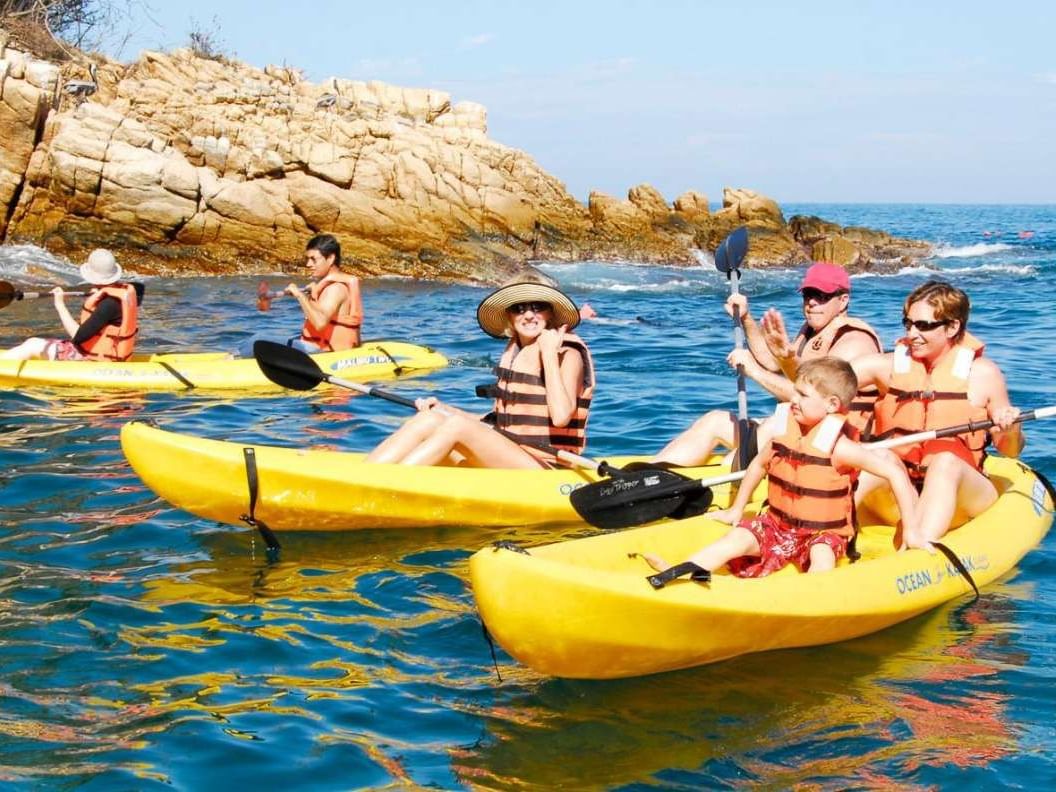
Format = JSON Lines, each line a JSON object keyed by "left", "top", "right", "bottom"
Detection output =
{"left": 801, "top": 288, "right": 845, "bottom": 303}
{"left": 902, "top": 318, "right": 949, "bottom": 332}
{"left": 509, "top": 301, "right": 552, "bottom": 314}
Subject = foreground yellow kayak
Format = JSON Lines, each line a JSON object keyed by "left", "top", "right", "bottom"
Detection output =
{"left": 471, "top": 455, "right": 1054, "bottom": 679}
{"left": 120, "top": 421, "right": 748, "bottom": 531}
{"left": 0, "top": 340, "right": 446, "bottom": 391}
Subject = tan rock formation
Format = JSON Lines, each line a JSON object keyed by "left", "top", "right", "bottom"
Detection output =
{"left": 0, "top": 32, "right": 931, "bottom": 281}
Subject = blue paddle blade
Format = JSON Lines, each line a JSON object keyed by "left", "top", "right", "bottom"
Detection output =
{"left": 714, "top": 226, "right": 749, "bottom": 274}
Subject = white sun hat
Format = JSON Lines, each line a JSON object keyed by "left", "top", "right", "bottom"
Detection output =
{"left": 79, "top": 248, "right": 122, "bottom": 285}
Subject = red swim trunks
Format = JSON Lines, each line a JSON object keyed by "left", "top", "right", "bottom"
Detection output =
{"left": 726, "top": 511, "right": 849, "bottom": 578}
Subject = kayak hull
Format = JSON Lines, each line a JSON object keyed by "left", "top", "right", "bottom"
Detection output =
{"left": 470, "top": 455, "right": 1053, "bottom": 679}
{"left": 0, "top": 340, "right": 446, "bottom": 391}
{"left": 120, "top": 421, "right": 748, "bottom": 531}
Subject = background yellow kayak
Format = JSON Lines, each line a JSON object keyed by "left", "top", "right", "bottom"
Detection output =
{"left": 0, "top": 340, "right": 446, "bottom": 391}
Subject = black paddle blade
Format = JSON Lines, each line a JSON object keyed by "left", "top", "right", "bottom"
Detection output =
{"left": 570, "top": 467, "right": 697, "bottom": 530}
{"left": 0, "top": 281, "right": 15, "bottom": 310}
{"left": 734, "top": 417, "right": 758, "bottom": 473}
{"left": 714, "top": 226, "right": 750, "bottom": 274}
{"left": 253, "top": 340, "right": 326, "bottom": 390}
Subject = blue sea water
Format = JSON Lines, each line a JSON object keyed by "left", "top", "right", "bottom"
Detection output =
{"left": 0, "top": 204, "right": 1054, "bottom": 788}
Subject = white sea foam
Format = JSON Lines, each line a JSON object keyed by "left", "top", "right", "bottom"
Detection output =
{"left": 931, "top": 242, "right": 1015, "bottom": 259}
{"left": 937, "top": 262, "right": 1037, "bottom": 276}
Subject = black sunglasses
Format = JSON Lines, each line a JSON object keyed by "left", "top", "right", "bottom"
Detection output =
{"left": 801, "top": 288, "right": 845, "bottom": 303}
{"left": 902, "top": 317, "right": 949, "bottom": 332}
{"left": 509, "top": 301, "right": 552, "bottom": 314}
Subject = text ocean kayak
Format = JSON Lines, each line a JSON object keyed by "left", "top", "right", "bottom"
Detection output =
{"left": 470, "top": 455, "right": 1054, "bottom": 679}
{"left": 120, "top": 421, "right": 746, "bottom": 531}
{"left": 0, "top": 340, "right": 446, "bottom": 391}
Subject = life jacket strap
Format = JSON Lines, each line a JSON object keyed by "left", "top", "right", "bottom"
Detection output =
{"left": 767, "top": 505, "right": 849, "bottom": 532}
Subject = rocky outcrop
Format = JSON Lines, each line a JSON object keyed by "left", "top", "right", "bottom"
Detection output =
{"left": 0, "top": 32, "right": 931, "bottom": 281}
{"left": 789, "top": 215, "right": 932, "bottom": 271}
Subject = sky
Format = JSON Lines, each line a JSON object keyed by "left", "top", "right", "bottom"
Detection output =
{"left": 96, "top": 0, "right": 1056, "bottom": 205}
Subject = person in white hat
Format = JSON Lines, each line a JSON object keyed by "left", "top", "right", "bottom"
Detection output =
{"left": 1, "top": 249, "right": 143, "bottom": 362}
{"left": 651, "top": 261, "right": 882, "bottom": 468}
{"left": 365, "top": 273, "right": 596, "bottom": 468}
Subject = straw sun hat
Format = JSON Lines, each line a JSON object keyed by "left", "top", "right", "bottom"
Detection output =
{"left": 79, "top": 248, "right": 122, "bottom": 285}
{"left": 476, "top": 281, "right": 580, "bottom": 339}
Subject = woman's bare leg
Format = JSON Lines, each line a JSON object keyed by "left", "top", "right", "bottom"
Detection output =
{"left": 365, "top": 410, "right": 446, "bottom": 463}
{"left": 401, "top": 413, "right": 545, "bottom": 468}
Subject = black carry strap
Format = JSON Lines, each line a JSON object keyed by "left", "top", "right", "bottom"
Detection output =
{"left": 930, "top": 541, "right": 979, "bottom": 600}
{"left": 238, "top": 447, "right": 281, "bottom": 557}
{"left": 373, "top": 343, "right": 405, "bottom": 376}
{"left": 156, "top": 360, "right": 196, "bottom": 390}
{"left": 646, "top": 561, "right": 711, "bottom": 590}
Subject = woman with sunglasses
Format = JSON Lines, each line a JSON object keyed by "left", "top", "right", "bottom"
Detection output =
{"left": 365, "top": 276, "right": 594, "bottom": 468}
{"left": 852, "top": 280, "right": 1023, "bottom": 549}
{"left": 653, "top": 262, "right": 881, "bottom": 466}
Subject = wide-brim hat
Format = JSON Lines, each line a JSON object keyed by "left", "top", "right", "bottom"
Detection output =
{"left": 79, "top": 248, "right": 122, "bottom": 285}
{"left": 477, "top": 282, "right": 580, "bottom": 338}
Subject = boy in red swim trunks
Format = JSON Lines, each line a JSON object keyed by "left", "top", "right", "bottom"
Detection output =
{"left": 643, "top": 358, "right": 918, "bottom": 586}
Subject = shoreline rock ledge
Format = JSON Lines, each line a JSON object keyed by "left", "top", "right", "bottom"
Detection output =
{"left": 0, "top": 32, "right": 930, "bottom": 282}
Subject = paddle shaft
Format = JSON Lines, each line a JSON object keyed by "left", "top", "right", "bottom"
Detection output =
{"left": 729, "top": 273, "right": 748, "bottom": 422}
{"left": 598, "top": 405, "right": 1053, "bottom": 508}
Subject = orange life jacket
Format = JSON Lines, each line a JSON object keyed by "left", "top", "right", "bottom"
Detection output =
{"left": 764, "top": 406, "right": 857, "bottom": 538}
{"left": 300, "top": 270, "right": 363, "bottom": 352}
{"left": 492, "top": 334, "right": 595, "bottom": 465}
{"left": 871, "top": 333, "right": 989, "bottom": 480}
{"left": 78, "top": 283, "right": 138, "bottom": 361}
{"left": 795, "top": 314, "right": 882, "bottom": 436}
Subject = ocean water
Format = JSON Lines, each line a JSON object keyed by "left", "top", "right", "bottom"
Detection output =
{"left": 1, "top": 204, "right": 1054, "bottom": 788}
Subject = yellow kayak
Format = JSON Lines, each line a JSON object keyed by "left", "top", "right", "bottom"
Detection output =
{"left": 120, "top": 420, "right": 749, "bottom": 531}
{"left": 0, "top": 340, "right": 446, "bottom": 391}
{"left": 470, "top": 455, "right": 1054, "bottom": 679}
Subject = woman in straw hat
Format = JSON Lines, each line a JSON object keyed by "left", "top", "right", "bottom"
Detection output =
{"left": 366, "top": 275, "right": 595, "bottom": 468}
{"left": 1, "top": 249, "right": 144, "bottom": 362}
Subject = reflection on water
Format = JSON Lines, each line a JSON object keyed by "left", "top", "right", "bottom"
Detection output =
{"left": 1, "top": 215, "right": 1055, "bottom": 786}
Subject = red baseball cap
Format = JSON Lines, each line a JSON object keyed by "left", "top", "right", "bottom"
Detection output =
{"left": 799, "top": 262, "right": 850, "bottom": 293}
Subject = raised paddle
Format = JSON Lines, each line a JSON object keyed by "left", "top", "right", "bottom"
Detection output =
{"left": 252, "top": 340, "right": 696, "bottom": 499}
{"left": 713, "top": 227, "right": 753, "bottom": 472}
{"left": 570, "top": 405, "right": 1056, "bottom": 529}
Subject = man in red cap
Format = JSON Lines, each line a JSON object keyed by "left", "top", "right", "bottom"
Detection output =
{"left": 653, "top": 261, "right": 882, "bottom": 466}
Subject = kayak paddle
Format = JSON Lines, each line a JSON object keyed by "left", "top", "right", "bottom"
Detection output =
{"left": 0, "top": 279, "right": 146, "bottom": 310}
{"left": 714, "top": 227, "right": 753, "bottom": 473}
{"left": 570, "top": 405, "right": 1056, "bottom": 529}
{"left": 0, "top": 280, "right": 95, "bottom": 309}
{"left": 252, "top": 340, "right": 702, "bottom": 498}
{"left": 256, "top": 281, "right": 315, "bottom": 311}
{"left": 256, "top": 281, "right": 287, "bottom": 312}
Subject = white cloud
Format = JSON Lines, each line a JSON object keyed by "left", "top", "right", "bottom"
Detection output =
{"left": 1040, "top": 72, "right": 1056, "bottom": 85}
{"left": 460, "top": 33, "right": 495, "bottom": 49}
